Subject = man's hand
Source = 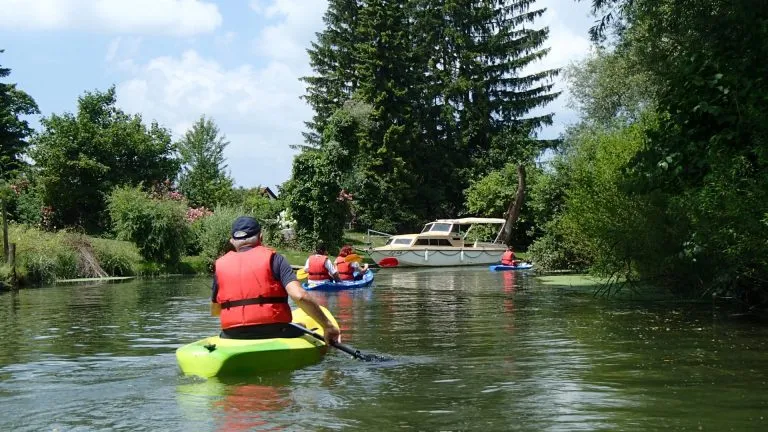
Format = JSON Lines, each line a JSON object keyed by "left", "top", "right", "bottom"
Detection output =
{"left": 323, "top": 324, "right": 341, "bottom": 346}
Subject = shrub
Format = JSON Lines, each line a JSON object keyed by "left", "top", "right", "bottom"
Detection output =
{"left": 107, "top": 186, "right": 189, "bottom": 265}
{"left": 193, "top": 205, "right": 244, "bottom": 271}
{"left": 90, "top": 237, "right": 142, "bottom": 276}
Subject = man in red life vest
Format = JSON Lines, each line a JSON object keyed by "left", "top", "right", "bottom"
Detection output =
{"left": 500, "top": 245, "right": 518, "bottom": 266}
{"left": 211, "top": 216, "right": 340, "bottom": 344}
{"left": 304, "top": 241, "right": 341, "bottom": 287}
{"left": 336, "top": 245, "right": 369, "bottom": 281}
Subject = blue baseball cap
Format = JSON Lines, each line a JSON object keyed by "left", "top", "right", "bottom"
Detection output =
{"left": 231, "top": 216, "right": 261, "bottom": 239}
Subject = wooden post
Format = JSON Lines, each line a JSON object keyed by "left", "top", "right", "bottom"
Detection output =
{"left": 9, "top": 242, "right": 17, "bottom": 290}
{"left": 1, "top": 199, "right": 8, "bottom": 261}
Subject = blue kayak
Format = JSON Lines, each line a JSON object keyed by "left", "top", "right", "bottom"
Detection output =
{"left": 302, "top": 270, "right": 375, "bottom": 291}
{"left": 489, "top": 263, "right": 534, "bottom": 272}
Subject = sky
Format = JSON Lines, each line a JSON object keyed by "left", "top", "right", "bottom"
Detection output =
{"left": 0, "top": 0, "right": 595, "bottom": 191}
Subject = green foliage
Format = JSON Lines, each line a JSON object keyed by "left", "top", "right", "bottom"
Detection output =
{"left": 90, "top": 237, "right": 142, "bottom": 276}
{"left": 282, "top": 141, "right": 349, "bottom": 251}
{"left": 31, "top": 86, "right": 179, "bottom": 232}
{"left": 176, "top": 115, "right": 234, "bottom": 208}
{"left": 0, "top": 50, "right": 40, "bottom": 181}
{"left": 556, "top": 121, "right": 673, "bottom": 278}
{"left": 107, "top": 186, "right": 189, "bottom": 265}
{"left": 5, "top": 224, "right": 144, "bottom": 285}
{"left": 230, "top": 187, "right": 284, "bottom": 222}
{"left": 299, "top": 0, "right": 561, "bottom": 233}
{"left": 565, "top": 47, "right": 654, "bottom": 126}
{"left": 191, "top": 205, "right": 243, "bottom": 271}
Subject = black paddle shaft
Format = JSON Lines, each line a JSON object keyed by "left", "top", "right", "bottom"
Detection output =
{"left": 289, "top": 323, "right": 384, "bottom": 362}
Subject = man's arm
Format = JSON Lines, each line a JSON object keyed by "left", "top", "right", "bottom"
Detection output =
{"left": 285, "top": 281, "right": 341, "bottom": 344}
{"left": 210, "top": 272, "right": 221, "bottom": 316}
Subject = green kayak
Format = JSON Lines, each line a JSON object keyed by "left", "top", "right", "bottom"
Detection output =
{"left": 176, "top": 306, "right": 339, "bottom": 378}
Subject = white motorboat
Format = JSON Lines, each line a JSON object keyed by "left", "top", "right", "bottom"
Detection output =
{"left": 368, "top": 218, "right": 508, "bottom": 267}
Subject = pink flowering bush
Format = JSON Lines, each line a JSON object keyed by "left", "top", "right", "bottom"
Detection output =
{"left": 185, "top": 206, "right": 213, "bottom": 223}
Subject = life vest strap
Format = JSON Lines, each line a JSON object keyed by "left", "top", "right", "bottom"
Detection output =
{"left": 220, "top": 296, "right": 288, "bottom": 310}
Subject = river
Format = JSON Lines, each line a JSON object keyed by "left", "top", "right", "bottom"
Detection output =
{"left": 1, "top": 268, "right": 766, "bottom": 431}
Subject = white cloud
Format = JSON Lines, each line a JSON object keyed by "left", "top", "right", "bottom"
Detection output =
{"left": 0, "top": 0, "right": 222, "bottom": 36}
{"left": 525, "top": 0, "right": 594, "bottom": 139}
{"left": 115, "top": 50, "right": 313, "bottom": 189}
{"left": 110, "top": 0, "right": 591, "bottom": 188}
{"left": 252, "top": 0, "right": 328, "bottom": 67}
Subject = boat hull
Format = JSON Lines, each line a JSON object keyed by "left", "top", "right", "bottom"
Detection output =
{"left": 303, "top": 270, "right": 374, "bottom": 291}
{"left": 489, "top": 263, "right": 534, "bottom": 271}
{"left": 369, "top": 248, "right": 505, "bottom": 267}
{"left": 175, "top": 306, "right": 338, "bottom": 378}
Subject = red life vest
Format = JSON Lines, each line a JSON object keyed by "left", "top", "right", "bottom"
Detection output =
{"left": 501, "top": 250, "right": 516, "bottom": 266}
{"left": 335, "top": 256, "right": 354, "bottom": 281}
{"left": 214, "top": 246, "right": 291, "bottom": 330}
{"left": 307, "top": 254, "right": 331, "bottom": 280}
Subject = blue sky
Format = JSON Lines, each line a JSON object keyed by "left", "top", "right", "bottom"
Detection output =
{"left": 0, "top": 0, "right": 595, "bottom": 190}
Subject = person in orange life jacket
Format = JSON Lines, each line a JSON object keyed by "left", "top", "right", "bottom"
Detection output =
{"left": 500, "top": 246, "right": 518, "bottom": 266}
{"left": 303, "top": 241, "right": 341, "bottom": 287}
{"left": 336, "top": 245, "right": 369, "bottom": 281}
{"left": 210, "top": 216, "right": 340, "bottom": 345}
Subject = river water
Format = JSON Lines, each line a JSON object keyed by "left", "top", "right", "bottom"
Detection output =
{"left": 1, "top": 268, "right": 766, "bottom": 431}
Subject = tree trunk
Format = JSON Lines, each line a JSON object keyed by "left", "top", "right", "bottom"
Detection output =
{"left": 2, "top": 199, "right": 8, "bottom": 261}
{"left": 502, "top": 164, "right": 526, "bottom": 246}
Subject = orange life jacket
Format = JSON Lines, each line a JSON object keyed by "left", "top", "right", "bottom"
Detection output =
{"left": 307, "top": 254, "right": 331, "bottom": 280}
{"left": 214, "top": 246, "right": 291, "bottom": 330}
{"left": 335, "top": 256, "right": 354, "bottom": 281}
{"left": 501, "top": 250, "right": 516, "bottom": 266}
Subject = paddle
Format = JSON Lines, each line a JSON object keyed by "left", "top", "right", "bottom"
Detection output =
{"left": 345, "top": 253, "right": 363, "bottom": 263}
{"left": 289, "top": 323, "right": 389, "bottom": 362}
{"left": 297, "top": 268, "right": 308, "bottom": 280}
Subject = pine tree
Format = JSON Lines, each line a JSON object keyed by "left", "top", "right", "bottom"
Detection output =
{"left": 0, "top": 49, "right": 40, "bottom": 180}
{"left": 301, "top": 0, "right": 363, "bottom": 147}
{"left": 176, "top": 115, "right": 233, "bottom": 208}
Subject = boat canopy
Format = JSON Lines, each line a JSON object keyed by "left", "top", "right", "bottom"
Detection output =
{"left": 433, "top": 218, "right": 505, "bottom": 225}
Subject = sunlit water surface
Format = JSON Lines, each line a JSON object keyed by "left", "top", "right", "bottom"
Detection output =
{"left": 1, "top": 268, "right": 767, "bottom": 431}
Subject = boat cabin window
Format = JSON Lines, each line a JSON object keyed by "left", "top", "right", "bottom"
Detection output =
{"left": 415, "top": 239, "right": 453, "bottom": 246}
{"left": 420, "top": 223, "right": 433, "bottom": 233}
{"left": 392, "top": 238, "right": 413, "bottom": 246}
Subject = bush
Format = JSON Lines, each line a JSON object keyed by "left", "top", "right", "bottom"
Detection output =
{"left": 191, "top": 205, "right": 290, "bottom": 271}
{"left": 90, "top": 237, "right": 142, "bottom": 276}
{"left": 107, "top": 186, "right": 189, "bottom": 265}
{"left": 8, "top": 225, "right": 79, "bottom": 285}
{"left": 192, "top": 205, "right": 243, "bottom": 271}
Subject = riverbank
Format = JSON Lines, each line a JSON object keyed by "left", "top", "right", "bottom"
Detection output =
{"left": 0, "top": 225, "right": 381, "bottom": 289}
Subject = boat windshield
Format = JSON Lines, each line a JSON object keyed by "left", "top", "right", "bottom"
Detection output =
{"left": 429, "top": 223, "right": 452, "bottom": 233}
{"left": 420, "top": 223, "right": 433, "bottom": 233}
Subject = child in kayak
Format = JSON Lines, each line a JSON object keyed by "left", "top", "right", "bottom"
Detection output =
{"left": 304, "top": 241, "right": 342, "bottom": 287}
{"left": 336, "top": 245, "right": 369, "bottom": 281}
{"left": 500, "top": 246, "right": 518, "bottom": 266}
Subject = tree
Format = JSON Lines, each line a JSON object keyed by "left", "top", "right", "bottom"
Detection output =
{"left": 1, "top": 49, "right": 40, "bottom": 260}
{"left": 301, "top": 0, "right": 363, "bottom": 147}
{"left": 31, "top": 86, "right": 179, "bottom": 232}
{"left": 281, "top": 141, "right": 350, "bottom": 251}
{"left": 176, "top": 115, "right": 234, "bottom": 209}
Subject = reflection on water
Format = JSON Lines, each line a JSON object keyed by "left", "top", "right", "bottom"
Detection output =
{"left": 1, "top": 270, "right": 768, "bottom": 431}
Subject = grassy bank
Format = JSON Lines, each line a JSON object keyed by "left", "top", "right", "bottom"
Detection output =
{"left": 1, "top": 224, "right": 202, "bottom": 288}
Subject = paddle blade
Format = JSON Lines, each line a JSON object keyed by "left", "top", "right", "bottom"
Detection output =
{"left": 378, "top": 257, "right": 399, "bottom": 267}
{"left": 345, "top": 253, "right": 362, "bottom": 263}
{"left": 296, "top": 269, "right": 308, "bottom": 280}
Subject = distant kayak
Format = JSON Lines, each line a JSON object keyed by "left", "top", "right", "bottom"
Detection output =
{"left": 302, "top": 270, "right": 374, "bottom": 291}
{"left": 489, "top": 263, "right": 534, "bottom": 271}
{"left": 175, "top": 306, "right": 338, "bottom": 379}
